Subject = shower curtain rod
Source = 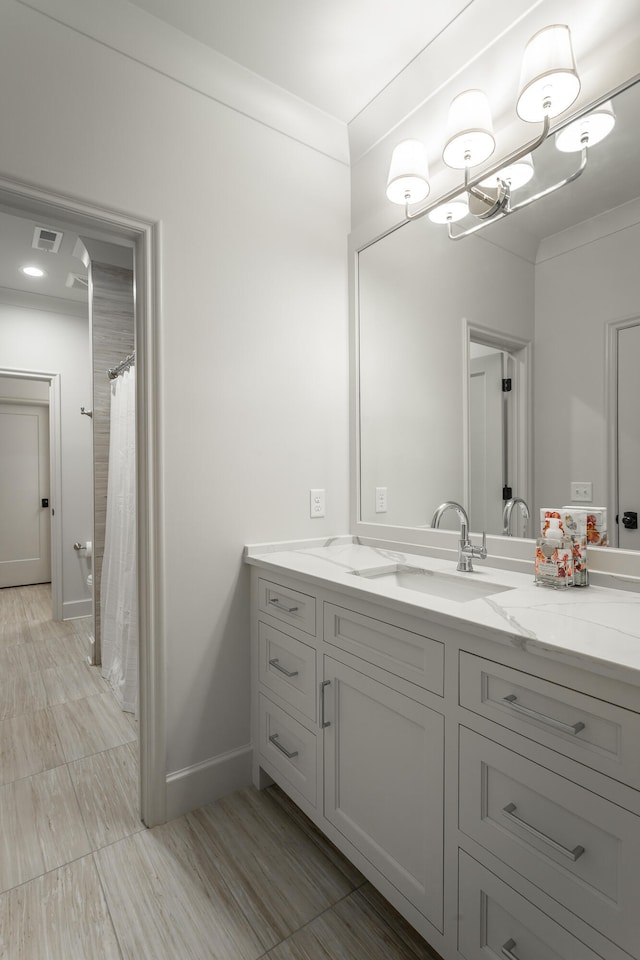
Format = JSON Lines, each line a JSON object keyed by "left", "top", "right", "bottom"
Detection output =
{"left": 107, "top": 352, "right": 135, "bottom": 380}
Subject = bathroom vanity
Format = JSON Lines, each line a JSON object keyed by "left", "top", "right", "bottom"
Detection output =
{"left": 246, "top": 538, "right": 640, "bottom": 960}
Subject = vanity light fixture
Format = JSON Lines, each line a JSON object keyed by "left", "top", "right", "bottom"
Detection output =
{"left": 385, "top": 24, "right": 585, "bottom": 238}
{"left": 21, "top": 265, "right": 46, "bottom": 278}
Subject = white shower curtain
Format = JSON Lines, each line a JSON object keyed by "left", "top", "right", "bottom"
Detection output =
{"left": 101, "top": 366, "right": 137, "bottom": 714}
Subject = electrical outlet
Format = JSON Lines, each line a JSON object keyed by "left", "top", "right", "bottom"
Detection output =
{"left": 570, "top": 481, "right": 593, "bottom": 502}
{"left": 310, "top": 489, "right": 325, "bottom": 518}
{"left": 375, "top": 486, "right": 388, "bottom": 513}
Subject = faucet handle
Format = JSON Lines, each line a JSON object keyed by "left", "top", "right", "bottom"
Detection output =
{"left": 479, "top": 530, "right": 487, "bottom": 559}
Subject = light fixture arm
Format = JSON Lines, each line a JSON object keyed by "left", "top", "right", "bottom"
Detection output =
{"left": 404, "top": 113, "right": 551, "bottom": 224}
{"left": 447, "top": 142, "right": 587, "bottom": 240}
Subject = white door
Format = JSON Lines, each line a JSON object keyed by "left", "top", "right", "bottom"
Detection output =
{"left": 323, "top": 656, "right": 444, "bottom": 929}
{"left": 0, "top": 402, "right": 51, "bottom": 587}
{"left": 469, "top": 352, "right": 504, "bottom": 535}
{"left": 617, "top": 323, "right": 640, "bottom": 550}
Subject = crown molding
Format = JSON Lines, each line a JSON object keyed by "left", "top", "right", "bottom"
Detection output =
{"left": 0, "top": 284, "right": 88, "bottom": 317}
{"left": 17, "top": 0, "right": 349, "bottom": 165}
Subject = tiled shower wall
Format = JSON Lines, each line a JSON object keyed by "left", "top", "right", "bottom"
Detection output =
{"left": 90, "top": 261, "right": 135, "bottom": 661}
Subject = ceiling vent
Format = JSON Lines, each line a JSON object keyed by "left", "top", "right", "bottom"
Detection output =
{"left": 32, "top": 226, "right": 63, "bottom": 254}
{"left": 65, "top": 272, "right": 89, "bottom": 291}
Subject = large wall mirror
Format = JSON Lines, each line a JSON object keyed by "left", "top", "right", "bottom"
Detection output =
{"left": 357, "top": 79, "right": 640, "bottom": 551}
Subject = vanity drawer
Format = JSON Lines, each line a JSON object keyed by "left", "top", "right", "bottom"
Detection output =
{"left": 459, "top": 652, "right": 640, "bottom": 788}
{"left": 459, "top": 727, "right": 640, "bottom": 956}
{"left": 323, "top": 603, "right": 444, "bottom": 696}
{"left": 458, "top": 851, "right": 603, "bottom": 960}
{"left": 259, "top": 622, "right": 316, "bottom": 721}
{"left": 258, "top": 578, "right": 316, "bottom": 636}
{"left": 258, "top": 694, "right": 317, "bottom": 806}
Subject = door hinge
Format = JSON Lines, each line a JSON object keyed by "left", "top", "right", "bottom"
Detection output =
{"left": 502, "top": 378, "right": 512, "bottom": 392}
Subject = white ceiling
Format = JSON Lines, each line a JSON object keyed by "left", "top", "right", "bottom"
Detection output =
{"left": 126, "top": 0, "right": 473, "bottom": 122}
{"left": 0, "top": 210, "right": 87, "bottom": 306}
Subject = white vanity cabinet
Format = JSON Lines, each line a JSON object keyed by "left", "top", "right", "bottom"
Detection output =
{"left": 249, "top": 558, "right": 640, "bottom": 960}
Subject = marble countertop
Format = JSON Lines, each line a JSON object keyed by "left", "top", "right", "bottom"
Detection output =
{"left": 245, "top": 537, "right": 640, "bottom": 687}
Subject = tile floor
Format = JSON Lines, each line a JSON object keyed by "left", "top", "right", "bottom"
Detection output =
{"left": 0, "top": 584, "right": 441, "bottom": 960}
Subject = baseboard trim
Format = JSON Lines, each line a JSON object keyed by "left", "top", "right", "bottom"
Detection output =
{"left": 62, "top": 598, "right": 92, "bottom": 620}
{"left": 165, "top": 743, "right": 252, "bottom": 821}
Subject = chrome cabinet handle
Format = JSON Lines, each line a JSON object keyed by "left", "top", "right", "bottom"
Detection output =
{"left": 501, "top": 938, "right": 519, "bottom": 960}
{"left": 502, "top": 802, "right": 585, "bottom": 861}
{"left": 320, "top": 680, "right": 331, "bottom": 728}
{"left": 268, "top": 733, "right": 298, "bottom": 759}
{"left": 268, "top": 658, "right": 299, "bottom": 678}
{"left": 268, "top": 597, "right": 299, "bottom": 613}
{"left": 502, "top": 694, "right": 585, "bottom": 736}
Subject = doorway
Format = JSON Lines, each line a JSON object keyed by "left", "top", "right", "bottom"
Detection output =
{"left": 0, "top": 175, "right": 164, "bottom": 827}
{"left": 606, "top": 315, "right": 640, "bottom": 550}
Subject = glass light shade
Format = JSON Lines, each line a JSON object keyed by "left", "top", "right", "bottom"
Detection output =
{"left": 386, "top": 139, "right": 430, "bottom": 205}
{"left": 442, "top": 89, "right": 495, "bottom": 169}
{"left": 517, "top": 24, "right": 580, "bottom": 122}
{"left": 555, "top": 100, "right": 616, "bottom": 152}
{"left": 480, "top": 153, "right": 534, "bottom": 190}
{"left": 428, "top": 197, "right": 469, "bottom": 223}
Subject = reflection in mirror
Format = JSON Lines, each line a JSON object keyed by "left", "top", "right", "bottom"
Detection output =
{"left": 358, "top": 80, "right": 640, "bottom": 548}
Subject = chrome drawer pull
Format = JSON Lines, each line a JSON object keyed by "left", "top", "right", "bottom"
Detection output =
{"left": 268, "top": 597, "right": 299, "bottom": 613}
{"left": 268, "top": 658, "right": 299, "bottom": 678}
{"left": 320, "top": 680, "right": 331, "bottom": 728}
{"left": 501, "top": 938, "right": 519, "bottom": 960}
{"left": 268, "top": 733, "right": 298, "bottom": 759}
{"left": 502, "top": 803, "right": 585, "bottom": 861}
{"left": 502, "top": 694, "right": 585, "bottom": 736}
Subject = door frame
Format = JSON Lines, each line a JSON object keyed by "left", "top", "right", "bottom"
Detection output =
{"left": 462, "top": 320, "right": 532, "bottom": 527}
{"left": 0, "top": 369, "right": 62, "bottom": 616}
{"left": 605, "top": 314, "right": 640, "bottom": 549}
{"left": 0, "top": 173, "right": 165, "bottom": 827}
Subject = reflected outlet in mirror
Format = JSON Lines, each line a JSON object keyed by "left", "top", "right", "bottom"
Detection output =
{"left": 351, "top": 564, "right": 513, "bottom": 602}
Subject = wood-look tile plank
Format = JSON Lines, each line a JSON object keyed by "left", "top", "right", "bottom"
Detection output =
{"left": 266, "top": 785, "right": 365, "bottom": 888}
{"left": 187, "top": 787, "right": 358, "bottom": 949}
{"left": 0, "top": 668, "right": 47, "bottom": 720}
{"left": 29, "top": 627, "right": 88, "bottom": 670}
{"left": 0, "top": 855, "right": 121, "bottom": 959}
{"left": 19, "top": 583, "right": 52, "bottom": 623}
{"left": 95, "top": 816, "right": 264, "bottom": 960}
{"left": 42, "top": 661, "right": 106, "bottom": 706}
{"left": 0, "top": 643, "right": 37, "bottom": 683}
{"left": 50, "top": 692, "right": 136, "bottom": 762}
{"left": 0, "top": 587, "right": 27, "bottom": 623}
{"left": 0, "top": 620, "right": 32, "bottom": 650}
{"left": 0, "top": 707, "right": 66, "bottom": 784}
{"left": 264, "top": 887, "right": 439, "bottom": 960}
{"left": 69, "top": 741, "right": 143, "bottom": 850}
{"left": 0, "top": 766, "right": 91, "bottom": 893}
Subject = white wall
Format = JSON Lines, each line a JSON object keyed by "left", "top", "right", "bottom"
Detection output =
{"left": 359, "top": 218, "right": 534, "bottom": 528}
{"left": 533, "top": 205, "right": 640, "bottom": 519}
{"left": 0, "top": 302, "right": 93, "bottom": 614}
{"left": 0, "top": 1, "right": 350, "bottom": 810}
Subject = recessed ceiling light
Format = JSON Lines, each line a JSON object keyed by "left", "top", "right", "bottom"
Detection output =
{"left": 21, "top": 265, "right": 46, "bottom": 278}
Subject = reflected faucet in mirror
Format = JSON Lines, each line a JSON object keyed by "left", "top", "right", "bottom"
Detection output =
{"left": 503, "top": 497, "right": 531, "bottom": 537}
{"left": 431, "top": 501, "right": 488, "bottom": 573}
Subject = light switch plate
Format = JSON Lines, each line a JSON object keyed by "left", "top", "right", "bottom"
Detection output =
{"left": 310, "top": 489, "right": 325, "bottom": 518}
{"left": 570, "top": 481, "right": 593, "bottom": 502}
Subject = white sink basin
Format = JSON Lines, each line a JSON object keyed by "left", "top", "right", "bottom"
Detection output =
{"left": 351, "top": 564, "right": 513, "bottom": 603}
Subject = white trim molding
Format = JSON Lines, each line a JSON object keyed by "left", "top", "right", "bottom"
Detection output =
{"left": 165, "top": 744, "right": 253, "bottom": 822}
{"left": 62, "top": 598, "right": 92, "bottom": 620}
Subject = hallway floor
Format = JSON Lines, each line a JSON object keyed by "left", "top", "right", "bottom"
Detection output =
{"left": 0, "top": 584, "right": 439, "bottom": 959}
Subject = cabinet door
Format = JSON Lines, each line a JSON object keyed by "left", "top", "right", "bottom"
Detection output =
{"left": 323, "top": 656, "right": 444, "bottom": 930}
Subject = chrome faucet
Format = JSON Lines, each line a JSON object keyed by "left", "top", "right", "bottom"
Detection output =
{"left": 430, "top": 501, "right": 487, "bottom": 572}
{"left": 502, "top": 497, "right": 530, "bottom": 536}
